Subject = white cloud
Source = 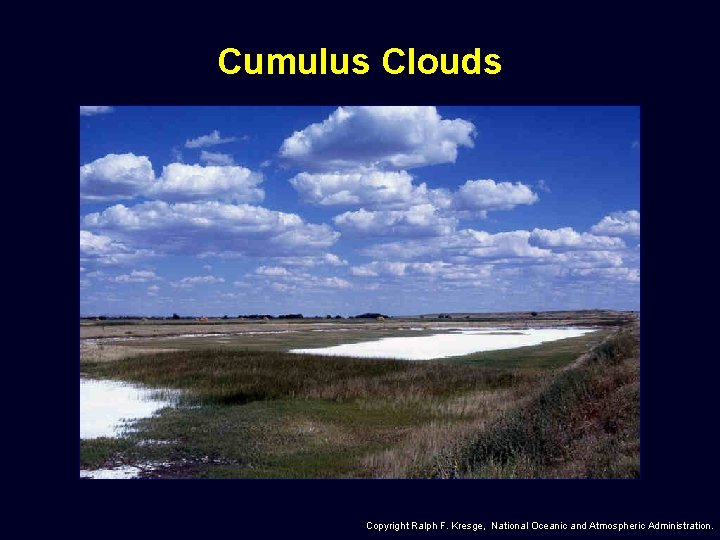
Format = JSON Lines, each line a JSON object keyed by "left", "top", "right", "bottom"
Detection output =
{"left": 280, "top": 106, "right": 475, "bottom": 170}
{"left": 109, "top": 270, "right": 159, "bottom": 283}
{"left": 322, "top": 253, "right": 348, "bottom": 266}
{"left": 530, "top": 227, "right": 625, "bottom": 250}
{"left": 246, "top": 264, "right": 352, "bottom": 291}
{"left": 80, "top": 153, "right": 155, "bottom": 201}
{"left": 351, "top": 261, "right": 493, "bottom": 284}
{"left": 570, "top": 266, "right": 640, "bottom": 282}
{"left": 462, "top": 230, "right": 553, "bottom": 259}
{"left": 362, "top": 228, "right": 553, "bottom": 261}
{"left": 290, "top": 173, "right": 538, "bottom": 230}
{"left": 353, "top": 217, "right": 640, "bottom": 294}
{"left": 290, "top": 170, "right": 435, "bottom": 207}
{"left": 333, "top": 205, "right": 457, "bottom": 237}
{"left": 81, "top": 230, "right": 118, "bottom": 256}
{"left": 83, "top": 201, "right": 339, "bottom": 257}
{"left": 147, "top": 163, "right": 263, "bottom": 203}
{"left": 185, "top": 130, "right": 237, "bottom": 148}
{"left": 266, "top": 275, "right": 350, "bottom": 290}
{"left": 271, "top": 282, "right": 296, "bottom": 292}
{"left": 553, "top": 250, "right": 625, "bottom": 269}
{"left": 80, "top": 106, "right": 113, "bottom": 116}
{"left": 80, "top": 154, "right": 263, "bottom": 203}
{"left": 80, "top": 230, "right": 152, "bottom": 265}
{"left": 321, "top": 277, "right": 351, "bottom": 289}
{"left": 272, "top": 253, "right": 349, "bottom": 267}
{"left": 351, "top": 266, "right": 379, "bottom": 277}
{"left": 590, "top": 210, "right": 640, "bottom": 236}
{"left": 171, "top": 275, "right": 225, "bottom": 288}
{"left": 200, "top": 151, "right": 235, "bottom": 166}
{"left": 454, "top": 179, "right": 538, "bottom": 213}
{"left": 255, "top": 266, "right": 290, "bottom": 276}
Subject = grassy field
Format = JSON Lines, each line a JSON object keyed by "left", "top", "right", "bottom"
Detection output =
{"left": 79, "top": 316, "right": 638, "bottom": 478}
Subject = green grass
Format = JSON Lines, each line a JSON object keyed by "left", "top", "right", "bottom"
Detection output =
{"left": 446, "top": 328, "right": 612, "bottom": 369}
{"left": 80, "top": 437, "right": 136, "bottom": 469}
{"left": 81, "top": 398, "right": 438, "bottom": 478}
{"left": 82, "top": 350, "right": 523, "bottom": 405}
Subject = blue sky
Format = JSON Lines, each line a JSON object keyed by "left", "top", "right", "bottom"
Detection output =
{"left": 80, "top": 106, "right": 639, "bottom": 316}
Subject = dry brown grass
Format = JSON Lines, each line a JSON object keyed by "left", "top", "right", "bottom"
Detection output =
{"left": 358, "top": 389, "right": 522, "bottom": 477}
{"left": 80, "top": 341, "right": 179, "bottom": 363}
{"left": 442, "top": 323, "right": 640, "bottom": 478}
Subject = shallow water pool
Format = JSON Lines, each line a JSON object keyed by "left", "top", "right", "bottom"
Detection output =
{"left": 80, "top": 379, "right": 175, "bottom": 439}
{"left": 290, "top": 327, "right": 596, "bottom": 360}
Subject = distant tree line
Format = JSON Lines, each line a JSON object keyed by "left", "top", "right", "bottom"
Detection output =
{"left": 81, "top": 312, "right": 395, "bottom": 321}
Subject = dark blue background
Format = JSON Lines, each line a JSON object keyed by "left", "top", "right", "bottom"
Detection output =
{"left": 55, "top": 8, "right": 716, "bottom": 538}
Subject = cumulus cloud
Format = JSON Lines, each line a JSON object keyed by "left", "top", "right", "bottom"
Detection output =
{"left": 362, "top": 228, "right": 554, "bottom": 262}
{"left": 200, "top": 151, "right": 235, "bottom": 166}
{"left": 80, "top": 153, "right": 155, "bottom": 201}
{"left": 351, "top": 261, "right": 495, "bottom": 288}
{"left": 80, "top": 154, "right": 264, "bottom": 203}
{"left": 553, "top": 250, "right": 625, "bottom": 269}
{"left": 83, "top": 201, "right": 339, "bottom": 257}
{"left": 569, "top": 266, "right": 640, "bottom": 283}
{"left": 171, "top": 275, "right": 225, "bottom": 288}
{"left": 351, "top": 266, "right": 379, "bottom": 277}
{"left": 461, "top": 230, "right": 554, "bottom": 259}
{"left": 80, "top": 106, "right": 113, "bottom": 116}
{"left": 147, "top": 163, "right": 263, "bottom": 203}
{"left": 109, "top": 270, "right": 159, "bottom": 283}
{"left": 454, "top": 179, "right": 538, "bottom": 214}
{"left": 272, "top": 253, "right": 349, "bottom": 267}
{"left": 271, "top": 282, "right": 296, "bottom": 292}
{"left": 280, "top": 106, "right": 475, "bottom": 170}
{"left": 321, "top": 277, "right": 351, "bottom": 289}
{"left": 80, "top": 230, "right": 152, "bottom": 265}
{"left": 354, "top": 215, "right": 640, "bottom": 292}
{"left": 590, "top": 210, "right": 640, "bottom": 236}
{"left": 290, "top": 170, "right": 432, "bottom": 207}
{"left": 281, "top": 108, "right": 537, "bottom": 240}
{"left": 351, "top": 261, "right": 443, "bottom": 277}
{"left": 247, "top": 265, "right": 352, "bottom": 291}
{"left": 289, "top": 172, "right": 538, "bottom": 233}
{"left": 529, "top": 227, "right": 626, "bottom": 250}
{"left": 185, "top": 130, "right": 236, "bottom": 148}
{"left": 255, "top": 266, "right": 291, "bottom": 276}
{"left": 333, "top": 205, "right": 457, "bottom": 237}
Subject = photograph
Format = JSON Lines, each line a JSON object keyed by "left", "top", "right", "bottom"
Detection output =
{"left": 79, "top": 105, "right": 640, "bottom": 479}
